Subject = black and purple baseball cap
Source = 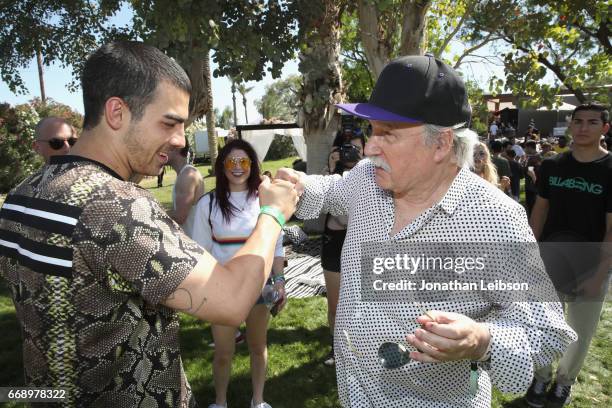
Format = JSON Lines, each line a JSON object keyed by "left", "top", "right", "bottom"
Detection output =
{"left": 337, "top": 55, "right": 471, "bottom": 127}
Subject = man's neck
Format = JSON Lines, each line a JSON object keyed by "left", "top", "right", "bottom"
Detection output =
{"left": 391, "top": 165, "right": 459, "bottom": 235}
{"left": 69, "top": 130, "right": 129, "bottom": 180}
{"left": 170, "top": 159, "right": 187, "bottom": 173}
{"left": 571, "top": 144, "right": 608, "bottom": 162}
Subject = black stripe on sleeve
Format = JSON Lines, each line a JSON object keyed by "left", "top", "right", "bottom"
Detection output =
{"left": 0, "top": 207, "right": 75, "bottom": 236}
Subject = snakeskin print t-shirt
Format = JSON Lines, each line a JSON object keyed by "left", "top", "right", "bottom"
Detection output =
{"left": 0, "top": 155, "right": 204, "bottom": 407}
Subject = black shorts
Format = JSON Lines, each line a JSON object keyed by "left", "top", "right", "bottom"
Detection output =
{"left": 321, "top": 228, "right": 347, "bottom": 273}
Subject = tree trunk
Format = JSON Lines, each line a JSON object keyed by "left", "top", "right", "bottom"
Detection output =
{"left": 243, "top": 96, "right": 248, "bottom": 124}
{"left": 399, "top": 1, "right": 432, "bottom": 56}
{"left": 184, "top": 48, "right": 217, "bottom": 172}
{"left": 186, "top": 57, "right": 207, "bottom": 127}
{"left": 203, "top": 50, "right": 218, "bottom": 173}
{"left": 231, "top": 81, "right": 238, "bottom": 126}
{"left": 357, "top": 0, "right": 432, "bottom": 81}
{"left": 297, "top": 0, "right": 344, "bottom": 232}
{"left": 36, "top": 47, "right": 46, "bottom": 104}
{"left": 357, "top": 0, "right": 392, "bottom": 80}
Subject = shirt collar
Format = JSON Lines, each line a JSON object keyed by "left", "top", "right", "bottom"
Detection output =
{"left": 435, "top": 166, "right": 471, "bottom": 216}
{"left": 49, "top": 155, "right": 125, "bottom": 180}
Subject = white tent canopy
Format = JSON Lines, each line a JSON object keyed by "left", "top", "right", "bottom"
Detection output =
{"left": 241, "top": 127, "right": 306, "bottom": 162}
{"left": 194, "top": 124, "right": 305, "bottom": 161}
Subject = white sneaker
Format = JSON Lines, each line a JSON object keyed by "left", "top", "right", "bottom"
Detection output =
{"left": 250, "top": 400, "right": 272, "bottom": 408}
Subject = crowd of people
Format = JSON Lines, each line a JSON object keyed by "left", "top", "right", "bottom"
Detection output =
{"left": 0, "top": 41, "right": 609, "bottom": 408}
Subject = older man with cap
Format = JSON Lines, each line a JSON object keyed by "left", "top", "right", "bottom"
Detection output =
{"left": 277, "top": 55, "right": 575, "bottom": 407}
{"left": 32, "top": 116, "right": 78, "bottom": 163}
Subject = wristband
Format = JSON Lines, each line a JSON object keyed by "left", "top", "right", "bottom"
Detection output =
{"left": 260, "top": 205, "right": 286, "bottom": 228}
{"left": 272, "top": 275, "right": 286, "bottom": 284}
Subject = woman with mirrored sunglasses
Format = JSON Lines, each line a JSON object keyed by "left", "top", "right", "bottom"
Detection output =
{"left": 190, "top": 139, "right": 286, "bottom": 408}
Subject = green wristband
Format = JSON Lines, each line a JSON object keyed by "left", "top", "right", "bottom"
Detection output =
{"left": 260, "top": 205, "right": 286, "bottom": 228}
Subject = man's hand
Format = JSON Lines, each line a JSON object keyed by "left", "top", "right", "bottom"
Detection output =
{"left": 258, "top": 175, "right": 298, "bottom": 221}
{"left": 275, "top": 167, "right": 306, "bottom": 197}
{"left": 406, "top": 311, "right": 491, "bottom": 363}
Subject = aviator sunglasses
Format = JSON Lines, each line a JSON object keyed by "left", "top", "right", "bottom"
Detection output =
{"left": 224, "top": 156, "right": 251, "bottom": 171}
{"left": 376, "top": 306, "right": 434, "bottom": 369}
{"left": 41, "top": 137, "right": 78, "bottom": 150}
{"left": 374, "top": 307, "right": 480, "bottom": 394}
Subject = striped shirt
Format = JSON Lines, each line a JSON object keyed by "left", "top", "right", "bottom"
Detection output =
{"left": 0, "top": 155, "right": 203, "bottom": 407}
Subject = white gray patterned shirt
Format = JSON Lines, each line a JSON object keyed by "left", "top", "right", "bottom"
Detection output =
{"left": 296, "top": 159, "right": 576, "bottom": 408}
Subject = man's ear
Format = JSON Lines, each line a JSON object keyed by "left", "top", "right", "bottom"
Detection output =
{"left": 32, "top": 140, "right": 41, "bottom": 154}
{"left": 104, "top": 97, "right": 130, "bottom": 131}
{"left": 433, "top": 128, "right": 454, "bottom": 162}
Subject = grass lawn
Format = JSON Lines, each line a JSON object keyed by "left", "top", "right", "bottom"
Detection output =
{"left": 0, "top": 157, "right": 610, "bottom": 407}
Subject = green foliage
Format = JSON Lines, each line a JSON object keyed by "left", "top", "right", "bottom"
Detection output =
{"left": 425, "top": 0, "right": 470, "bottom": 60}
{"left": 255, "top": 75, "right": 302, "bottom": 121}
{"left": 339, "top": 8, "right": 374, "bottom": 103}
{"left": 0, "top": 0, "right": 131, "bottom": 94}
{"left": 266, "top": 135, "right": 299, "bottom": 160}
{"left": 469, "top": 0, "right": 611, "bottom": 107}
{"left": 215, "top": 106, "right": 233, "bottom": 129}
{"left": 464, "top": 81, "right": 488, "bottom": 135}
{"left": 132, "top": 1, "right": 298, "bottom": 82}
{"left": 29, "top": 98, "right": 84, "bottom": 131}
{"left": 0, "top": 103, "right": 42, "bottom": 193}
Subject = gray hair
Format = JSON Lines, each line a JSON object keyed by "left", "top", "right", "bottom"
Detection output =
{"left": 423, "top": 123, "right": 478, "bottom": 168}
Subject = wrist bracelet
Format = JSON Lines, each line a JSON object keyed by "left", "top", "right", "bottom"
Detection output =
{"left": 260, "top": 205, "right": 286, "bottom": 228}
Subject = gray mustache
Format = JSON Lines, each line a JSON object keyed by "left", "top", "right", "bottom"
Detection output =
{"left": 369, "top": 156, "right": 391, "bottom": 172}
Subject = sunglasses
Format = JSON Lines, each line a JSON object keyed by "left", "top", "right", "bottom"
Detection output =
{"left": 42, "top": 137, "right": 78, "bottom": 150}
{"left": 224, "top": 156, "right": 251, "bottom": 171}
{"left": 376, "top": 305, "right": 433, "bottom": 368}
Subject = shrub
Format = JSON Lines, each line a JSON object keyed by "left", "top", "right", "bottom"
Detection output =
{"left": 0, "top": 103, "right": 43, "bottom": 192}
{"left": 265, "top": 135, "right": 298, "bottom": 160}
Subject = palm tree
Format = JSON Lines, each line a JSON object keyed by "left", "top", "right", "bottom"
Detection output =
{"left": 230, "top": 79, "right": 238, "bottom": 126}
{"left": 236, "top": 83, "right": 254, "bottom": 124}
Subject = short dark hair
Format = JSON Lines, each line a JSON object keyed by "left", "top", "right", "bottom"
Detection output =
{"left": 502, "top": 140, "right": 513, "bottom": 149}
{"left": 572, "top": 102, "right": 610, "bottom": 124}
{"left": 525, "top": 140, "right": 537, "bottom": 149}
{"left": 507, "top": 149, "right": 516, "bottom": 158}
{"left": 490, "top": 140, "right": 503, "bottom": 153}
{"left": 81, "top": 41, "right": 191, "bottom": 130}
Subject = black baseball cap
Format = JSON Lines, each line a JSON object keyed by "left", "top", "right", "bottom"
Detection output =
{"left": 337, "top": 55, "right": 471, "bottom": 127}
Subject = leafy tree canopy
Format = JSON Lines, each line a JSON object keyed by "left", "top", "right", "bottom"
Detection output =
{"left": 468, "top": 0, "right": 611, "bottom": 107}
{"left": 0, "top": 0, "right": 132, "bottom": 94}
{"left": 255, "top": 74, "right": 301, "bottom": 122}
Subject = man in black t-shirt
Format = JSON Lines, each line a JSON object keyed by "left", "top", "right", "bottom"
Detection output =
{"left": 526, "top": 102, "right": 611, "bottom": 407}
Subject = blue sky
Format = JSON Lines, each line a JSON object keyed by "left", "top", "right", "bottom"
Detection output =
{"left": 0, "top": 5, "right": 506, "bottom": 126}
